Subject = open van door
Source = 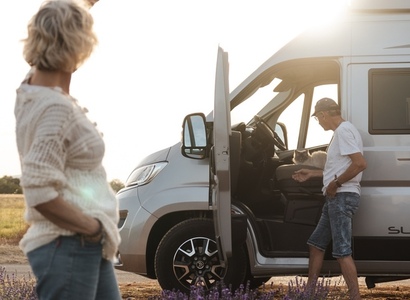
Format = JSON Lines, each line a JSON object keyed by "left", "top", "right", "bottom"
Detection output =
{"left": 180, "top": 47, "right": 247, "bottom": 290}
{"left": 211, "top": 46, "right": 232, "bottom": 268}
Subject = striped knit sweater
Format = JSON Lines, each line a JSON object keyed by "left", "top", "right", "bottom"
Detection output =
{"left": 14, "top": 70, "right": 120, "bottom": 261}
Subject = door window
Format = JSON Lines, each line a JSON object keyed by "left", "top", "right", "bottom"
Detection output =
{"left": 277, "top": 84, "right": 338, "bottom": 150}
{"left": 306, "top": 84, "right": 338, "bottom": 147}
{"left": 277, "top": 94, "right": 304, "bottom": 150}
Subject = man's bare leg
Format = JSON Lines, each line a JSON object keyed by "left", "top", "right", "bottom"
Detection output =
{"left": 307, "top": 245, "right": 325, "bottom": 288}
{"left": 337, "top": 255, "right": 361, "bottom": 299}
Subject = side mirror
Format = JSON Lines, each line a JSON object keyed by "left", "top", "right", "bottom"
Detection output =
{"left": 181, "top": 113, "right": 208, "bottom": 159}
{"left": 275, "top": 122, "right": 288, "bottom": 150}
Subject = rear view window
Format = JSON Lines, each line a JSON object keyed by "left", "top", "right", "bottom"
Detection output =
{"left": 369, "top": 68, "right": 410, "bottom": 134}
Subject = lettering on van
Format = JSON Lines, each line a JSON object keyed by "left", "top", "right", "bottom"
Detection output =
{"left": 388, "top": 226, "right": 410, "bottom": 234}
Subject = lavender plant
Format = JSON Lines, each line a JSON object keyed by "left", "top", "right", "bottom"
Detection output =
{"left": 150, "top": 276, "right": 347, "bottom": 300}
{"left": 149, "top": 281, "right": 277, "bottom": 300}
{"left": 283, "top": 276, "right": 330, "bottom": 299}
{"left": 0, "top": 264, "right": 345, "bottom": 300}
{"left": 0, "top": 266, "right": 38, "bottom": 300}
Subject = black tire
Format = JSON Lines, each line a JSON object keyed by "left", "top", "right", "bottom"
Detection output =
{"left": 154, "top": 218, "right": 248, "bottom": 294}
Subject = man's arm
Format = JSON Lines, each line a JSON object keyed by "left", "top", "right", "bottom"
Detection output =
{"left": 325, "top": 152, "right": 367, "bottom": 197}
{"left": 335, "top": 152, "right": 367, "bottom": 185}
{"left": 292, "top": 168, "right": 323, "bottom": 182}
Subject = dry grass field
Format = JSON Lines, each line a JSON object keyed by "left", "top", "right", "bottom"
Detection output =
{"left": 0, "top": 194, "right": 28, "bottom": 264}
{"left": 0, "top": 194, "right": 27, "bottom": 239}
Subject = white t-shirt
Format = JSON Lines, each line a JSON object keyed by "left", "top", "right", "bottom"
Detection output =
{"left": 322, "top": 121, "right": 364, "bottom": 195}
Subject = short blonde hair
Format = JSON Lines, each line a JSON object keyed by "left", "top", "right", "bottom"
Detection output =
{"left": 23, "top": 0, "right": 98, "bottom": 72}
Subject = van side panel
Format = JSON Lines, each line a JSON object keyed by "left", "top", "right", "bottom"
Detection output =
{"left": 347, "top": 62, "right": 410, "bottom": 260}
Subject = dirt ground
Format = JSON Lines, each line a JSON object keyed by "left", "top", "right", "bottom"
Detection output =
{"left": 0, "top": 243, "right": 28, "bottom": 264}
{"left": 2, "top": 243, "right": 410, "bottom": 299}
{"left": 118, "top": 279, "right": 410, "bottom": 299}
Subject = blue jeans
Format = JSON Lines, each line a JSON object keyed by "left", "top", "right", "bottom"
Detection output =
{"left": 27, "top": 236, "right": 121, "bottom": 300}
{"left": 307, "top": 192, "right": 360, "bottom": 258}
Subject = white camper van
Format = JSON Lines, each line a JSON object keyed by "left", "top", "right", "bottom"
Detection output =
{"left": 115, "top": 2, "right": 410, "bottom": 293}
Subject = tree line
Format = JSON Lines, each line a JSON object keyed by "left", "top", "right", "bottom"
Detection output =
{"left": 0, "top": 176, "right": 125, "bottom": 194}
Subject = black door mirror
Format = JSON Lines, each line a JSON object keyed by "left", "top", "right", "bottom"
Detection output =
{"left": 181, "top": 113, "right": 208, "bottom": 159}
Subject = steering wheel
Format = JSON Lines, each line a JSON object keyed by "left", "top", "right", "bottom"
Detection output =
{"left": 254, "top": 115, "right": 287, "bottom": 151}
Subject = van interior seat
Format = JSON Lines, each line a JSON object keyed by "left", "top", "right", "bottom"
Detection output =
{"left": 276, "top": 164, "right": 323, "bottom": 194}
{"left": 276, "top": 164, "right": 325, "bottom": 225}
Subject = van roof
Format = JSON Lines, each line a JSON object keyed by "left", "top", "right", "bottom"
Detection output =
{"left": 230, "top": 2, "right": 410, "bottom": 105}
{"left": 350, "top": 0, "right": 410, "bottom": 12}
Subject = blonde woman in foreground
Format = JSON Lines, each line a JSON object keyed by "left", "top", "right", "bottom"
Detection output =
{"left": 15, "top": 0, "right": 121, "bottom": 299}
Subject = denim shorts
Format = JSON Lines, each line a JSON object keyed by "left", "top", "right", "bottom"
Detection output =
{"left": 307, "top": 192, "right": 360, "bottom": 258}
{"left": 27, "top": 235, "right": 121, "bottom": 300}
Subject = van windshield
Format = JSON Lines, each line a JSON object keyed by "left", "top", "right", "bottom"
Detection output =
{"left": 230, "top": 78, "right": 282, "bottom": 126}
{"left": 230, "top": 59, "right": 340, "bottom": 150}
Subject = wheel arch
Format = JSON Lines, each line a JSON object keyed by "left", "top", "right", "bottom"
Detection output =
{"left": 145, "top": 210, "right": 212, "bottom": 278}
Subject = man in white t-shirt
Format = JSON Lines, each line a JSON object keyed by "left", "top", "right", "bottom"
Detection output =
{"left": 292, "top": 98, "right": 367, "bottom": 300}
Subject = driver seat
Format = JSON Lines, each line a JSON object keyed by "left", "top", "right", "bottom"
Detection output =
{"left": 276, "top": 164, "right": 323, "bottom": 194}
{"left": 276, "top": 164, "right": 325, "bottom": 225}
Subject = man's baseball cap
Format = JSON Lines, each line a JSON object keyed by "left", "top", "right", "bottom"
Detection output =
{"left": 311, "top": 98, "right": 340, "bottom": 117}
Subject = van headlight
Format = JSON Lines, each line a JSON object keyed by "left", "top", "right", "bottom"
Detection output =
{"left": 125, "top": 162, "right": 168, "bottom": 187}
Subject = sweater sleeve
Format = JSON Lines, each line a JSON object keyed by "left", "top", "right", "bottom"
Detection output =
{"left": 20, "top": 103, "right": 72, "bottom": 207}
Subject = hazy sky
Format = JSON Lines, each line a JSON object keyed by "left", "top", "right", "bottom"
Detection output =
{"left": 1, "top": 0, "right": 346, "bottom": 182}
